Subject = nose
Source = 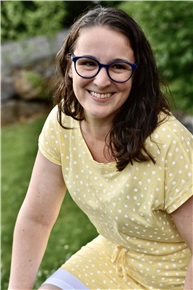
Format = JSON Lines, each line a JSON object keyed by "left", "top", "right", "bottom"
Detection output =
{"left": 93, "top": 67, "right": 111, "bottom": 87}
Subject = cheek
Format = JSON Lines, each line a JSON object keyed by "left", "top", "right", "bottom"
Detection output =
{"left": 118, "top": 83, "right": 132, "bottom": 103}
{"left": 119, "top": 81, "right": 132, "bottom": 94}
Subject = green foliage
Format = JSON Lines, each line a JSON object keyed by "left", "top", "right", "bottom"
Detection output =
{"left": 1, "top": 117, "right": 97, "bottom": 289}
{"left": 119, "top": 1, "right": 193, "bottom": 114}
{"left": 1, "top": 1, "right": 66, "bottom": 41}
{"left": 1, "top": 1, "right": 122, "bottom": 42}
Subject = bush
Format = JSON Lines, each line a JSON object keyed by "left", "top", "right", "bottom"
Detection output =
{"left": 1, "top": 1, "right": 122, "bottom": 42}
{"left": 1, "top": 1, "right": 66, "bottom": 41}
{"left": 119, "top": 1, "right": 193, "bottom": 113}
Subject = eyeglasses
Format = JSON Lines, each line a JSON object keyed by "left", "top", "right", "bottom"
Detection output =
{"left": 69, "top": 53, "right": 137, "bottom": 83}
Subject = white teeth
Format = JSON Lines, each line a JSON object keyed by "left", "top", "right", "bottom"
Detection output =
{"left": 90, "top": 91, "right": 112, "bottom": 99}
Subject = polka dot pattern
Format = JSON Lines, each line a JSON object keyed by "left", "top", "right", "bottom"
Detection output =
{"left": 39, "top": 107, "right": 193, "bottom": 289}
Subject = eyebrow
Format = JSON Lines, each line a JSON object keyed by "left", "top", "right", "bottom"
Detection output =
{"left": 76, "top": 54, "right": 132, "bottom": 64}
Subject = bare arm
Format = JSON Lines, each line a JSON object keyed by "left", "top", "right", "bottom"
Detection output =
{"left": 171, "top": 195, "right": 193, "bottom": 290}
{"left": 8, "top": 150, "right": 66, "bottom": 290}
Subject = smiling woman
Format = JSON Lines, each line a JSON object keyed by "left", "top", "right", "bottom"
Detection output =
{"left": 67, "top": 26, "right": 135, "bottom": 125}
{"left": 8, "top": 6, "right": 193, "bottom": 290}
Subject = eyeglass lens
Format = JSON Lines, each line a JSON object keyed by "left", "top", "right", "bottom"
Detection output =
{"left": 75, "top": 57, "right": 133, "bottom": 82}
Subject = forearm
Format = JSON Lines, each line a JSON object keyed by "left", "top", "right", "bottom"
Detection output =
{"left": 8, "top": 215, "right": 52, "bottom": 290}
{"left": 184, "top": 255, "right": 193, "bottom": 290}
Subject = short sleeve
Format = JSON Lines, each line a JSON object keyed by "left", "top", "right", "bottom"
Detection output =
{"left": 163, "top": 117, "right": 193, "bottom": 213}
{"left": 38, "top": 106, "right": 61, "bottom": 165}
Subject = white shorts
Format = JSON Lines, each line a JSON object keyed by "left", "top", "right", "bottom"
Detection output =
{"left": 41, "top": 268, "right": 89, "bottom": 290}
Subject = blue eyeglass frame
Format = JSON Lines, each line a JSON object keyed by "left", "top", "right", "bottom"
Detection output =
{"left": 69, "top": 53, "right": 138, "bottom": 83}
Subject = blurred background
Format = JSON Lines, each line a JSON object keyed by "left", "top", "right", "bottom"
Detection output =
{"left": 1, "top": 1, "right": 193, "bottom": 289}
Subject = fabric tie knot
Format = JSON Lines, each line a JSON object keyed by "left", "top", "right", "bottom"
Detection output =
{"left": 111, "top": 245, "right": 129, "bottom": 282}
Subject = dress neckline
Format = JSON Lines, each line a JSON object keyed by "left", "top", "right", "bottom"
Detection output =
{"left": 76, "top": 121, "right": 117, "bottom": 170}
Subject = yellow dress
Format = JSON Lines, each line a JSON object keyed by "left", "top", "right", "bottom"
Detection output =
{"left": 39, "top": 106, "right": 193, "bottom": 290}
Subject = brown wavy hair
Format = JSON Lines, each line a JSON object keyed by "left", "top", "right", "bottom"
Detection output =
{"left": 54, "top": 6, "right": 170, "bottom": 171}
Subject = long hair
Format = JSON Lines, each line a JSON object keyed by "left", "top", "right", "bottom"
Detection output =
{"left": 54, "top": 6, "right": 170, "bottom": 171}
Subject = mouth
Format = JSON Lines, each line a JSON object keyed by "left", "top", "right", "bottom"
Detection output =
{"left": 89, "top": 91, "right": 113, "bottom": 99}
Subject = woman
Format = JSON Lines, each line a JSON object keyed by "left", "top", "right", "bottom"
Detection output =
{"left": 8, "top": 6, "right": 192, "bottom": 290}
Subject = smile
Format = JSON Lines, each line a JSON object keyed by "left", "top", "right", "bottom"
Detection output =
{"left": 89, "top": 91, "right": 113, "bottom": 99}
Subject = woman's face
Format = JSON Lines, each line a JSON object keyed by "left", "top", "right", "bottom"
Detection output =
{"left": 68, "top": 26, "right": 135, "bottom": 122}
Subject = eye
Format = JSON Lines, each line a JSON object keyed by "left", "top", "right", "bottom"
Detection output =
{"left": 112, "top": 64, "right": 125, "bottom": 70}
{"left": 110, "top": 62, "right": 132, "bottom": 72}
{"left": 77, "top": 58, "right": 98, "bottom": 70}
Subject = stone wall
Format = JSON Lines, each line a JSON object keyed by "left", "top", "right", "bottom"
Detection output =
{"left": 2, "top": 30, "right": 68, "bottom": 76}
{"left": 1, "top": 30, "right": 68, "bottom": 125}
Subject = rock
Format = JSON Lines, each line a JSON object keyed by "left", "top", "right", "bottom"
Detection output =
{"left": 1, "top": 29, "right": 68, "bottom": 76}
{"left": 1, "top": 100, "right": 50, "bottom": 126}
{"left": 1, "top": 31, "right": 67, "bottom": 125}
{"left": 1, "top": 78, "right": 16, "bottom": 103}
{"left": 14, "top": 70, "right": 47, "bottom": 101}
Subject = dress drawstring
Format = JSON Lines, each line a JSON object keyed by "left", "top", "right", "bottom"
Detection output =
{"left": 111, "top": 245, "right": 129, "bottom": 282}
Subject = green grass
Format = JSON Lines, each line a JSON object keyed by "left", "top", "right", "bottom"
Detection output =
{"left": 1, "top": 117, "right": 97, "bottom": 289}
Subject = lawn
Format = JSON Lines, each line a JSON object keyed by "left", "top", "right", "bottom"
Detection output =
{"left": 1, "top": 116, "right": 98, "bottom": 289}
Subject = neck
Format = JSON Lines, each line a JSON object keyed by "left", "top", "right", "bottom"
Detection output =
{"left": 80, "top": 117, "right": 112, "bottom": 142}
{"left": 80, "top": 117, "right": 115, "bottom": 163}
